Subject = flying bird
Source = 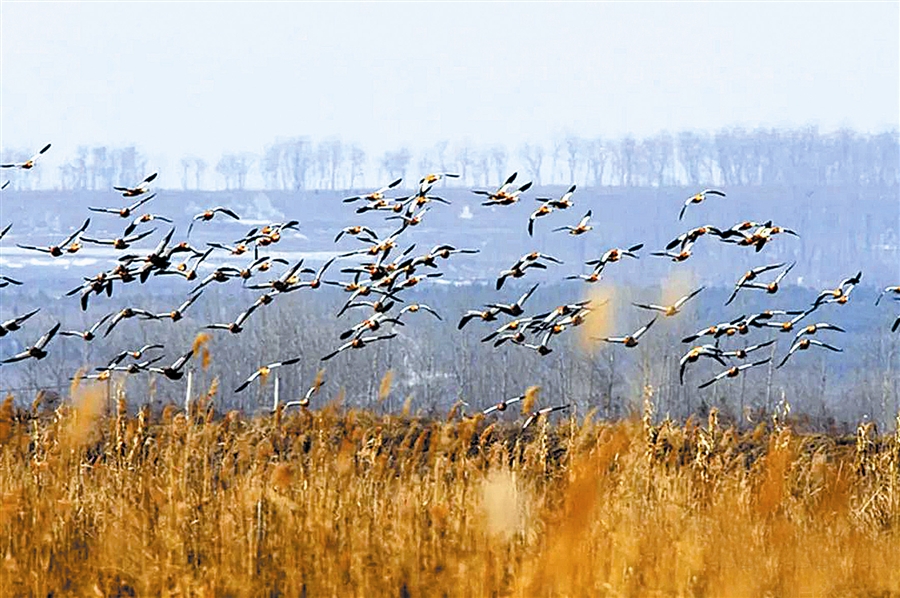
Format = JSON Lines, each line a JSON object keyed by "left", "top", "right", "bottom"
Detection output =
{"left": 187, "top": 207, "right": 241, "bottom": 237}
{"left": 595, "top": 317, "right": 657, "bottom": 347}
{"left": 234, "top": 357, "right": 303, "bottom": 393}
{"left": 88, "top": 193, "right": 158, "bottom": 219}
{"left": 776, "top": 338, "right": 842, "bottom": 368}
{"left": 2, "top": 322, "right": 60, "bottom": 363}
{"left": 632, "top": 287, "right": 704, "bottom": 317}
{"left": 553, "top": 210, "right": 593, "bottom": 236}
{"left": 697, "top": 358, "right": 771, "bottom": 389}
{"left": 321, "top": 333, "right": 397, "bottom": 361}
{"left": 59, "top": 313, "right": 114, "bottom": 342}
{"left": 1, "top": 143, "right": 51, "bottom": 169}
{"left": 679, "top": 188, "right": 725, "bottom": 220}
{"left": 147, "top": 351, "right": 194, "bottom": 380}
{"left": 522, "top": 404, "right": 571, "bottom": 430}
{"left": 113, "top": 172, "right": 158, "bottom": 197}
{"left": 0, "top": 309, "right": 41, "bottom": 337}
{"left": 16, "top": 218, "right": 91, "bottom": 257}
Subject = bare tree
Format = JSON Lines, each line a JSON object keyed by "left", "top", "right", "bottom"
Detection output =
{"left": 519, "top": 143, "right": 544, "bottom": 186}
{"left": 586, "top": 138, "right": 608, "bottom": 187}
{"left": 216, "top": 155, "right": 236, "bottom": 190}
{"left": 195, "top": 158, "right": 207, "bottom": 190}
{"left": 380, "top": 148, "right": 411, "bottom": 181}
{"left": 283, "top": 137, "right": 314, "bottom": 191}
{"left": 261, "top": 145, "right": 283, "bottom": 190}
{"left": 643, "top": 131, "right": 673, "bottom": 187}
{"left": 617, "top": 136, "right": 637, "bottom": 186}
{"left": 455, "top": 144, "right": 473, "bottom": 186}
{"left": 180, "top": 157, "right": 193, "bottom": 191}
{"left": 565, "top": 136, "right": 583, "bottom": 184}
{"left": 551, "top": 138, "right": 565, "bottom": 184}
{"left": 433, "top": 141, "right": 451, "bottom": 184}
{"left": 89, "top": 146, "right": 110, "bottom": 190}
{"left": 489, "top": 146, "right": 508, "bottom": 186}
{"left": 348, "top": 145, "right": 366, "bottom": 189}
{"left": 676, "top": 131, "right": 711, "bottom": 186}
{"left": 319, "top": 138, "right": 344, "bottom": 190}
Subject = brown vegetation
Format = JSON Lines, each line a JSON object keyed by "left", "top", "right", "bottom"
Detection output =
{"left": 1, "top": 387, "right": 899, "bottom": 596}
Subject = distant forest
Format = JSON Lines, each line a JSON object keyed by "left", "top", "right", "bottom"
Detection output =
{"left": 2, "top": 126, "right": 898, "bottom": 192}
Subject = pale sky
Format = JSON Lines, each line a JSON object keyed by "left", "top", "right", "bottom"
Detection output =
{"left": 1, "top": 2, "right": 897, "bottom": 185}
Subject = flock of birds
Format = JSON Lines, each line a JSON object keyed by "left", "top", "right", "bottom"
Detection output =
{"left": 1, "top": 143, "right": 899, "bottom": 429}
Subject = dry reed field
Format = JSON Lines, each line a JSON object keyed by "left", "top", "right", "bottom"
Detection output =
{"left": 1, "top": 382, "right": 899, "bottom": 597}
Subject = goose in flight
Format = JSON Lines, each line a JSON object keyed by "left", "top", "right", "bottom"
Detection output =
{"left": 113, "top": 172, "right": 158, "bottom": 197}
{"left": 1, "top": 143, "right": 51, "bottom": 169}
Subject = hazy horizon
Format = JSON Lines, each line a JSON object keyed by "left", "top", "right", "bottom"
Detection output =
{"left": 1, "top": 2, "right": 898, "bottom": 189}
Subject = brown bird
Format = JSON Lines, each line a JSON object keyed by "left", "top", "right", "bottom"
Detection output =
{"left": 343, "top": 178, "right": 403, "bottom": 203}
{"left": 113, "top": 172, "right": 158, "bottom": 197}
{"left": 108, "top": 344, "right": 166, "bottom": 367}
{"left": 89, "top": 193, "right": 158, "bottom": 219}
{"left": 474, "top": 172, "right": 532, "bottom": 206}
{"left": 666, "top": 225, "right": 722, "bottom": 251}
{"left": 734, "top": 262, "right": 795, "bottom": 296}
{"left": 537, "top": 184, "right": 576, "bottom": 210}
{"left": 585, "top": 244, "right": 643, "bottom": 272}
{"left": 1, "top": 143, "right": 51, "bottom": 169}
{"left": 458, "top": 307, "right": 501, "bottom": 329}
{"left": 482, "top": 394, "right": 525, "bottom": 415}
{"left": 321, "top": 333, "right": 397, "bottom": 361}
{"left": 17, "top": 218, "right": 91, "bottom": 257}
{"left": 633, "top": 287, "right": 704, "bottom": 317}
{"left": 595, "top": 317, "right": 657, "bottom": 347}
{"left": 147, "top": 351, "right": 194, "bottom": 380}
{"left": 486, "top": 283, "right": 539, "bottom": 317}
{"left": 496, "top": 253, "right": 562, "bottom": 290}
{"left": 776, "top": 338, "right": 842, "bottom": 368}
{"left": 234, "top": 357, "right": 302, "bottom": 393}
{"left": 0, "top": 308, "right": 41, "bottom": 337}
{"left": 794, "top": 322, "right": 844, "bottom": 341}
{"left": 59, "top": 313, "right": 113, "bottom": 342}
{"left": 763, "top": 309, "right": 815, "bottom": 333}
{"left": 187, "top": 207, "right": 241, "bottom": 236}
{"left": 719, "top": 339, "right": 778, "bottom": 360}
{"left": 2, "top": 323, "right": 60, "bottom": 363}
{"left": 418, "top": 172, "right": 459, "bottom": 194}
{"left": 725, "top": 263, "right": 785, "bottom": 305}
{"left": 553, "top": 210, "right": 593, "bottom": 236}
{"left": 104, "top": 307, "right": 159, "bottom": 337}
{"left": 679, "top": 188, "right": 725, "bottom": 220}
{"left": 81, "top": 228, "right": 156, "bottom": 250}
{"left": 698, "top": 358, "right": 770, "bottom": 389}
{"left": 527, "top": 202, "right": 554, "bottom": 236}
{"left": 522, "top": 404, "right": 571, "bottom": 430}
{"left": 679, "top": 344, "right": 727, "bottom": 384}
{"left": 145, "top": 291, "right": 204, "bottom": 322}
{"left": 812, "top": 271, "right": 862, "bottom": 307}
{"left": 205, "top": 302, "right": 260, "bottom": 334}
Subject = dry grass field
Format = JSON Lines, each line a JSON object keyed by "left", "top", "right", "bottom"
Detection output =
{"left": 1, "top": 382, "right": 899, "bottom": 597}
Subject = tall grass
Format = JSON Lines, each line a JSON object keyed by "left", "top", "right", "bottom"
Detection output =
{"left": 0, "top": 389, "right": 898, "bottom": 596}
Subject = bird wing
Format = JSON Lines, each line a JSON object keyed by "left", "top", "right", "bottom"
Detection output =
{"left": 321, "top": 341, "right": 354, "bottom": 361}
{"left": 809, "top": 339, "right": 842, "bottom": 352}
{"left": 61, "top": 218, "right": 92, "bottom": 247}
{"left": 170, "top": 350, "right": 194, "bottom": 371}
{"left": 2, "top": 350, "right": 32, "bottom": 363}
{"left": 633, "top": 317, "right": 657, "bottom": 339}
{"left": 632, "top": 303, "right": 664, "bottom": 313}
{"left": 34, "top": 323, "right": 61, "bottom": 349}
{"left": 674, "top": 286, "right": 705, "bottom": 308}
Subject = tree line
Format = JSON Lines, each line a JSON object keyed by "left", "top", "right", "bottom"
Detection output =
{"left": 1, "top": 126, "right": 897, "bottom": 192}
